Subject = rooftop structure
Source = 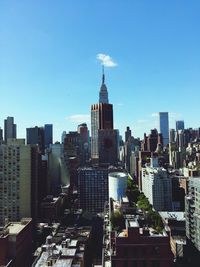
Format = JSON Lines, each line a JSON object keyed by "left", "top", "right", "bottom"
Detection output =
{"left": 33, "top": 226, "right": 92, "bottom": 267}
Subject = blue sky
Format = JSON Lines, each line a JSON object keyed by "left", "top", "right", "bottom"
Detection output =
{"left": 1, "top": 0, "right": 200, "bottom": 141}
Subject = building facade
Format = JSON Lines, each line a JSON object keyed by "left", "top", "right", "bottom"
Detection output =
{"left": 159, "top": 112, "right": 169, "bottom": 146}
{"left": 142, "top": 158, "right": 172, "bottom": 211}
{"left": 91, "top": 71, "right": 114, "bottom": 162}
{"left": 77, "top": 167, "right": 108, "bottom": 213}
{"left": 44, "top": 124, "right": 53, "bottom": 149}
{"left": 0, "top": 218, "right": 32, "bottom": 267}
{"left": 26, "top": 126, "right": 44, "bottom": 152}
{"left": 185, "top": 177, "right": 200, "bottom": 251}
{"left": 111, "top": 217, "right": 173, "bottom": 267}
{"left": 98, "top": 129, "right": 118, "bottom": 165}
{"left": 0, "top": 139, "right": 41, "bottom": 225}
{"left": 4, "top": 117, "right": 16, "bottom": 143}
{"left": 176, "top": 120, "right": 185, "bottom": 131}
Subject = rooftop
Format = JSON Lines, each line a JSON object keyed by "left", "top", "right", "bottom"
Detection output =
{"left": 5, "top": 219, "right": 31, "bottom": 235}
{"left": 128, "top": 220, "right": 139, "bottom": 228}
{"left": 7, "top": 223, "right": 25, "bottom": 235}
{"left": 109, "top": 172, "right": 127, "bottom": 178}
{"left": 61, "top": 248, "right": 76, "bottom": 257}
{"left": 159, "top": 212, "right": 185, "bottom": 221}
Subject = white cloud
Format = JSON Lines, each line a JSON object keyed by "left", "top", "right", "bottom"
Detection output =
{"left": 96, "top": 53, "right": 117, "bottom": 67}
{"left": 67, "top": 114, "right": 90, "bottom": 123}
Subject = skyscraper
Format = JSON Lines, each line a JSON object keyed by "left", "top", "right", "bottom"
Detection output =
{"left": 176, "top": 120, "right": 185, "bottom": 131}
{"left": 159, "top": 112, "right": 169, "bottom": 146}
{"left": 44, "top": 124, "right": 53, "bottom": 148}
{"left": 125, "top": 126, "right": 132, "bottom": 142}
{"left": 4, "top": 116, "right": 16, "bottom": 143}
{"left": 77, "top": 123, "right": 89, "bottom": 144}
{"left": 91, "top": 70, "right": 114, "bottom": 161}
{"left": 26, "top": 126, "right": 44, "bottom": 152}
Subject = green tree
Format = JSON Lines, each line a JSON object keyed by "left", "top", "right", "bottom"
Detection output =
{"left": 146, "top": 210, "right": 163, "bottom": 232}
{"left": 110, "top": 210, "right": 125, "bottom": 231}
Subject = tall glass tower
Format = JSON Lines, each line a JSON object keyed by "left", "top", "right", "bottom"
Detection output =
{"left": 176, "top": 120, "right": 184, "bottom": 131}
{"left": 159, "top": 112, "right": 169, "bottom": 146}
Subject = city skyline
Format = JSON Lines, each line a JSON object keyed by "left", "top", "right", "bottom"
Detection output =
{"left": 1, "top": 1, "right": 200, "bottom": 141}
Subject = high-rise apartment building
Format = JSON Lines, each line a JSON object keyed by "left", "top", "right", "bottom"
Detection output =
{"left": 0, "top": 139, "right": 31, "bottom": 224}
{"left": 0, "top": 139, "right": 41, "bottom": 225}
{"left": 185, "top": 177, "right": 200, "bottom": 251}
{"left": 4, "top": 116, "right": 16, "bottom": 143}
{"left": 159, "top": 112, "right": 169, "bottom": 146}
{"left": 142, "top": 157, "right": 172, "bottom": 211}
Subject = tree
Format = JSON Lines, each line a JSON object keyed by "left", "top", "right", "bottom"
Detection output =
{"left": 146, "top": 210, "right": 163, "bottom": 232}
{"left": 110, "top": 210, "right": 125, "bottom": 231}
{"left": 137, "top": 195, "right": 151, "bottom": 211}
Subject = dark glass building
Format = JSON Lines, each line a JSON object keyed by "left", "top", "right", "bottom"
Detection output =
{"left": 44, "top": 124, "right": 53, "bottom": 148}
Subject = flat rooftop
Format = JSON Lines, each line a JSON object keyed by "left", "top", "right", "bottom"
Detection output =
{"left": 7, "top": 223, "right": 27, "bottom": 235}
{"left": 128, "top": 220, "right": 139, "bottom": 228}
{"left": 69, "top": 240, "right": 78, "bottom": 247}
{"left": 121, "top": 197, "right": 129, "bottom": 203}
{"left": 54, "top": 259, "right": 73, "bottom": 267}
{"left": 159, "top": 212, "right": 185, "bottom": 221}
{"left": 61, "top": 248, "right": 76, "bottom": 257}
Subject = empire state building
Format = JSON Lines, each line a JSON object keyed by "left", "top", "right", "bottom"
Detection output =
{"left": 91, "top": 69, "right": 117, "bottom": 165}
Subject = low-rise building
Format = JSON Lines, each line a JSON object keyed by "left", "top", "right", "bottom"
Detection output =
{"left": 33, "top": 226, "right": 92, "bottom": 267}
{"left": 0, "top": 218, "right": 32, "bottom": 267}
{"left": 103, "top": 198, "right": 173, "bottom": 267}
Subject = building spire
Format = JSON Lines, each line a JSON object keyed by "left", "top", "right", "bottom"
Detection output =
{"left": 99, "top": 66, "right": 109, "bottom": 104}
{"left": 102, "top": 65, "right": 105, "bottom": 84}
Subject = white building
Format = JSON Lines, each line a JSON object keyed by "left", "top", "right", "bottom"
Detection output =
{"left": 109, "top": 172, "right": 128, "bottom": 201}
{"left": 142, "top": 158, "right": 172, "bottom": 211}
